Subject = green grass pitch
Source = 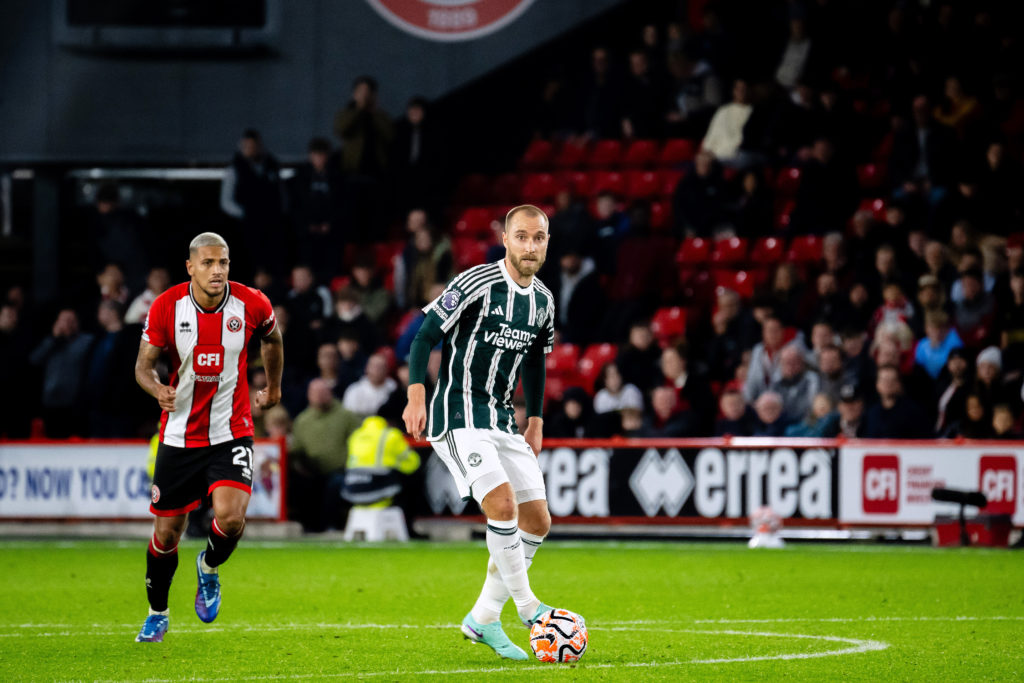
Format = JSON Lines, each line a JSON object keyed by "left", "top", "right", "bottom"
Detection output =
{"left": 0, "top": 539, "right": 1022, "bottom": 680}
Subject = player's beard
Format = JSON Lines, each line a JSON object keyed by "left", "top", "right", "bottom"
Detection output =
{"left": 509, "top": 251, "right": 545, "bottom": 279}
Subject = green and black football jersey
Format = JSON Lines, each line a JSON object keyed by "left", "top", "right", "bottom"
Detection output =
{"left": 423, "top": 259, "right": 555, "bottom": 440}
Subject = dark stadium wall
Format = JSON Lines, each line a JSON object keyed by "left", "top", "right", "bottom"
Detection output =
{"left": 0, "top": 0, "right": 627, "bottom": 163}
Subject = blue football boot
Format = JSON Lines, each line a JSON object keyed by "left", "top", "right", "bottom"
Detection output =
{"left": 194, "top": 551, "right": 221, "bottom": 623}
{"left": 135, "top": 614, "right": 169, "bottom": 642}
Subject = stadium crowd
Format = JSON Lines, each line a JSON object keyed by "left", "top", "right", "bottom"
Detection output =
{"left": 3, "top": 0, "right": 1024, "bottom": 459}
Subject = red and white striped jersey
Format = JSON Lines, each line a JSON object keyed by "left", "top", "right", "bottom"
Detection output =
{"left": 142, "top": 281, "right": 276, "bottom": 448}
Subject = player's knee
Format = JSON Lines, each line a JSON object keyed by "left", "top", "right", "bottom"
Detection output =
{"left": 519, "top": 505, "right": 551, "bottom": 537}
{"left": 524, "top": 511, "right": 551, "bottom": 537}
{"left": 153, "top": 524, "right": 183, "bottom": 549}
{"left": 215, "top": 511, "right": 246, "bottom": 537}
{"left": 482, "top": 487, "right": 517, "bottom": 521}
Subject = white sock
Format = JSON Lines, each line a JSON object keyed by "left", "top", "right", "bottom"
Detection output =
{"left": 471, "top": 530, "right": 545, "bottom": 624}
{"left": 200, "top": 556, "right": 218, "bottom": 574}
{"left": 148, "top": 608, "right": 169, "bottom": 617}
{"left": 484, "top": 518, "right": 538, "bottom": 622}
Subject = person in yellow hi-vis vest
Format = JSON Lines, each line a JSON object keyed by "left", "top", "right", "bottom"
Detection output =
{"left": 342, "top": 411, "right": 420, "bottom": 510}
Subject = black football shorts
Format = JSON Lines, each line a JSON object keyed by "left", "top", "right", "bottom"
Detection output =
{"left": 150, "top": 436, "right": 254, "bottom": 516}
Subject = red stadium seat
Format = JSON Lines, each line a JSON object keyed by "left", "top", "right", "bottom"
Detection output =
{"left": 520, "top": 139, "right": 554, "bottom": 170}
{"left": 857, "top": 197, "right": 888, "bottom": 222}
{"left": 856, "top": 163, "right": 886, "bottom": 190}
{"left": 586, "top": 140, "right": 623, "bottom": 168}
{"left": 750, "top": 236, "right": 785, "bottom": 266}
{"left": 374, "top": 241, "right": 404, "bottom": 272}
{"left": 787, "top": 235, "right": 823, "bottom": 263}
{"left": 677, "top": 237, "right": 711, "bottom": 264}
{"left": 520, "top": 173, "right": 563, "bottom": 204}
{"left": 552, "top": 140, "right": 588, "bottom": 169}
{"left": 710, "top": 237, "right": 749, "bottom": 267}
{"left": 775, "top": 166, "right": 802, "bottom": 196}
{"left": 561, "top": 170, "right": 591, "bottom": 197}
{"left": 659, "top": 138, "right": 697, "bottom": 166}
{"left": 452, "top": 238, "right": 490, "bottom": 271}
{"left": 660, "top": 169, "right": 685, "bottom": 196}
{"left": 649, "top": 200, "right": 671, "bottom": 231}
{"left": 650, "top": 307, "right": 687, "bottom": 346}
{"left": 453, "top": 173, "right": 490, "bottom": 204}
{"left": 622, "top": 139, "right": 659, "bottom": 167}
{"left": 578, "top": 343, "right": 619, "bottom": 390}
{"left": 681, "top": 269, "right": 715, "bottom": 302}
{"left": 713, "top": 269, "right": 754, "bottom": 298}
{"left": 546, "top": 343, "right": 581, "bottom": 374}
{"left": 491, "top": 173, "right": 521, "bottom": 204}
{"left": 626, "top": 170, "right": 661, "bottom": 199}
{"left": 774, "top": 199, "right": 797, "bottom": 231}
{"left": 589, "top": 171, "right": 626, "bottom": 197}
{"left": 454, "top": 207, "right": 496, "bottom": 237}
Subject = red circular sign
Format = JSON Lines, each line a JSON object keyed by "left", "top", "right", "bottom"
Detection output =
{"left": 366, "top": 0, "right": 537, "bottom": 42}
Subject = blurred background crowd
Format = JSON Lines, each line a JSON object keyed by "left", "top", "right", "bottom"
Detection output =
{"left": 3, "top": 0, "right": 1024, "bottom": 485}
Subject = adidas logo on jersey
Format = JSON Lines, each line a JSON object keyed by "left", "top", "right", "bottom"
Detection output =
{"left": 490, "top": 305, "right": 504, "bottom": 316}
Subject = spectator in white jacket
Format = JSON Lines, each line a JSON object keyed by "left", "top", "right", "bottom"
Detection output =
{"left": 701, "top": 79, "right": 752, "bottom": 163}
{"left": 342, "top": 352, "right": 397, "bottom": 417}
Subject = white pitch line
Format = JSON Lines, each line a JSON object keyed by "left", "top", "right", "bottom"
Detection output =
{"left": 696, "top": 616, "right": 1024, "bottom": 624}
{"left": 89, "top": 629, "right": 888, "bottom": 682}
{"left": 2, "top": 615, "right": 1022, "bottom": 636}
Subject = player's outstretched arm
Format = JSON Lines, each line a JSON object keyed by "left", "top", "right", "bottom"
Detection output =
{"left": 135, "top": 340, "right": 176, "bottom": 412}
{"left": 257, "top": 325, "right": 284, "bottom": 409}
{"left": 404, "top": 315, "right": 444, "bottom": 439}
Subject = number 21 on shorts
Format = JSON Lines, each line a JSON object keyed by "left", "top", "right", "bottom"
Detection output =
{"left": 232, "top": 445, "right": 253, "bottom": 476}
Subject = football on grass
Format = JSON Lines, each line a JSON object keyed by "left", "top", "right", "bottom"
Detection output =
{"left": 529, "top": 608, "right": 588, "bottom": 662}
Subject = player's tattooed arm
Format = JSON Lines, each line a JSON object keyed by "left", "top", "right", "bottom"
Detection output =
{"left": 135, "top": 340, "right": 177, "bottom": 412}
{"left": 257, "top": 324, "right": 284, "bottom": 409}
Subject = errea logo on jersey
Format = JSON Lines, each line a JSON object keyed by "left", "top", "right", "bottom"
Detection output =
{"left": 863, "top": 454, "right": 899, "bottom": 514}
{"left": 979, "top": 455, "right": 1017, "bottom": 515}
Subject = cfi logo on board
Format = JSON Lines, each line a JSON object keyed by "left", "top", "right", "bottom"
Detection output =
{"left": 862, "top": 454, "right": 899, "bottom": 514}
{"left": 979, "top": 455, "right": 1017, "bottom": 515}
{"left": 365, "top": 0, "right": 537, "bottom": 42}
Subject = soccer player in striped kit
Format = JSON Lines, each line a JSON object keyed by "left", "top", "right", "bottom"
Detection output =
{"left": 133, "top": 232, "right": 284, "bottom": 642}
{"left": 403, "top": 205, "right": 561, "bottom": 660}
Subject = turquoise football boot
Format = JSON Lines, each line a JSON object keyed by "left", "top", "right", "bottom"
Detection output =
{"left": 461, "top": 612, "right": 528, "bottom": 660}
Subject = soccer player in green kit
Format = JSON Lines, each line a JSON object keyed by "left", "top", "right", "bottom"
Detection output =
{"left": 403, "top": 205, "right": 559, "bottom": 660}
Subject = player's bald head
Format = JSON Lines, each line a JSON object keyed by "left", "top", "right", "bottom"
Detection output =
{"left": 189, "top": 232, "right": 229, "bottom": 258}
{"left": 504, "top": 205, "right": 549, "bottom": 233}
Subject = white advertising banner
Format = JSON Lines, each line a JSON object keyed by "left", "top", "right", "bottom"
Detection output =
{"left": 839, "top": 445, "right": 1024, "bottom": 526}
{"left": 0, "top": 441, "right": 284, "bottom": 519}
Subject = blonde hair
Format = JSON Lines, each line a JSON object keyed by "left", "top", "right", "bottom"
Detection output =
{"left": 189, "top": 232, "right": 229, "bottom": 256}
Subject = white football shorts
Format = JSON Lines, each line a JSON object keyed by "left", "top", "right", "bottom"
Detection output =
{"left": 430, "top": 428, "right": 546, "bottom": 505}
